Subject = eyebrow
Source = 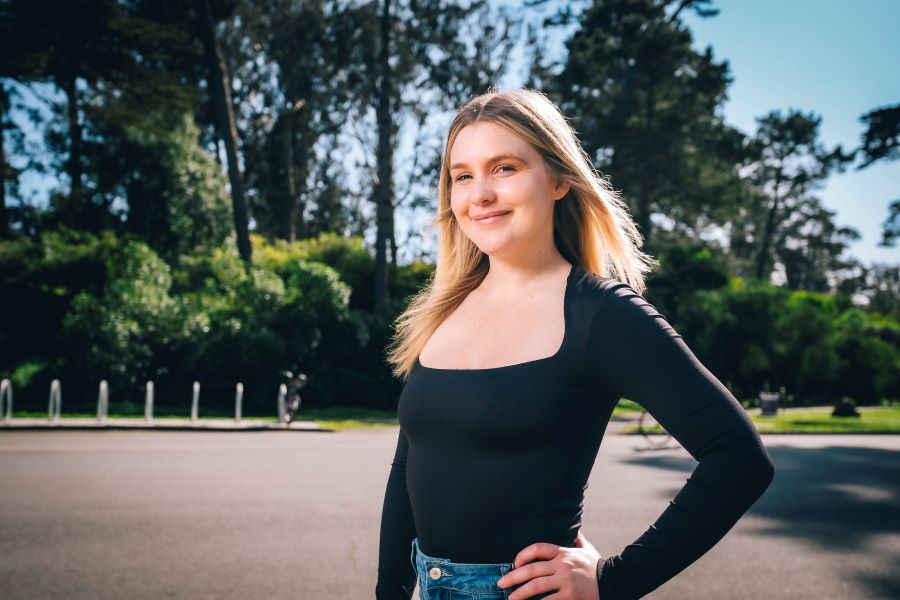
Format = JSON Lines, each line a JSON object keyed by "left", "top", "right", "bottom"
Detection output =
{"left": 449, "top": 153, "right": 527, "bottom": 171}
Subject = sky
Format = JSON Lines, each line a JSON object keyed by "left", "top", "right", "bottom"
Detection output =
{"left": 677, "top": 0, "right": 898, "bottom": 266}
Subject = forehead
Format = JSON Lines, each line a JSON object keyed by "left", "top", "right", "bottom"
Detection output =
{"left": 449, "top": 122, "right": 536, "bottom": 166}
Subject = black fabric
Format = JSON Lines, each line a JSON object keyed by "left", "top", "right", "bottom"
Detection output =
{"left": 376, "top": 263, "right": 775, "bottom": 599}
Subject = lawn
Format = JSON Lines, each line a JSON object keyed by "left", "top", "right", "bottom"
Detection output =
{"left": 747, "top": 406, "right": 900, "bottom": 434}
{"left": 8, "top": 404, "right": 899, "bottom": 434}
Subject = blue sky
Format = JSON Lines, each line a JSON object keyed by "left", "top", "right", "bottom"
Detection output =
{"left": 679, "top": 0, "right": 899, "bottom": 266}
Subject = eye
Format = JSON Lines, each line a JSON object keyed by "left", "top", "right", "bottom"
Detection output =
{"left": 497, "top": 165, "right": 515, "bottom": 173}
{"left": 454, "top": 173, "right": 471, "bottom": 181}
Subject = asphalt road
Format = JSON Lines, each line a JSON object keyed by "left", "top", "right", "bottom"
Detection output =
{"left": 0, "top": 429, "right": 898, "bottom": 599}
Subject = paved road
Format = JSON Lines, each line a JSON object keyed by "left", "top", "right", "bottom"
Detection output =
{"left": 0, "top": 430, "right": 897, "bottom": 599}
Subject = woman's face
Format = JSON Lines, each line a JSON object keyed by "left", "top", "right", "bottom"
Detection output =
{"left": 448, "top": 121, "right": 569, "bottom": 259}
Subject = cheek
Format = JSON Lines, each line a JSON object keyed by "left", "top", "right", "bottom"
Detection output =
{"left": 450, "top": 194, "right": 468, "bottom": 220}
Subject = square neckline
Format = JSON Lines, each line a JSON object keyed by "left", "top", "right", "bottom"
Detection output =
{"left": 414, "top": 263, "right": 577, "bottom": 374}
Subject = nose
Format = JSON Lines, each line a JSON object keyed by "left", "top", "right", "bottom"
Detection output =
{"left": 469, "top": 175, "right": 497, "bottom": 205}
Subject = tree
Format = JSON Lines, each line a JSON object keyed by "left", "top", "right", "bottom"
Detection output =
{"left": 196, "top": 0, "right": 252, "bottom": 265}
{"left": 879, "top": 199, "right": 899, "bottom": 248}
{"left": 1, "top": 0, "right": 197, "bottom": 236}
{"left": 89, "top": 111, "right": 233, "bottom": 261}
{"left": 0, "top": 82, "right": 12, "bottom": 237}
{"left": 854, "top": 103, "right": 899, "bottom": 248}
{"left": 360, "top": 0, "right": 517, "bottom": 307}
{"left": 856, "top": 103, "right": 899, "bottom": 169}
{"left": 735, "top": 109, "right": 856, "bottom": 285}
{"left": 551, "top": 0, "right": 748, "bottom": 251}
{"left": 220, "top": 0, "right": 368, "bottom": 242}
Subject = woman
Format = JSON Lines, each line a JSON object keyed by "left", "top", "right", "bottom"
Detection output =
{"left": 375, "top": 87, "right": 775, "bottom": 600}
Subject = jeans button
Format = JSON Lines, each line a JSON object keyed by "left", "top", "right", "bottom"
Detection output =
{"left": 429, "top": 566, "right": 442, "bottom": 580}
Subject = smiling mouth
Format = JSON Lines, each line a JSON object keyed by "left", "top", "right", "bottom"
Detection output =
{"left": 475, "top": 212, "right": 511, "bottom": 224}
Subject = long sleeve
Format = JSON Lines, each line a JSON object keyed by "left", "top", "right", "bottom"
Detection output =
{"left": 588, "top": 280, "right": 775, "bottom": 600}
{"left": 375, "top": 427, "right": 418, "bottom": 600}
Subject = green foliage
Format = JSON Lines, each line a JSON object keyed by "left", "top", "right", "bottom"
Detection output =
{"left": 61, "top": 240, "right": 182, "bottom": 388}
{"left": 10, "top": 360, "right": 46, "bottom": 390}
{"left": 671, "top": 275, "right": 899, "bottom": 406}
{"left": 112, "top": 112, "right": 234, "bottom": 261}
{"left": 1, "top": 232, "right": 897, "bottom": 413}
{"left": 1, "top": 230, "right": 372, "bottom": 413}
{"left": 0, "top": 228, "right": 119, "bottom": 375}
{"left": 832, "top": 309, "right": 900, "bottom": 405}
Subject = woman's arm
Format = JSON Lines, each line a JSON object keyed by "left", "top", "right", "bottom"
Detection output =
{"left": 587, "top": 280, "right": 775, "bottom": 600}
{"left": 375, "top": 427, "right": 418, "bottom": 600}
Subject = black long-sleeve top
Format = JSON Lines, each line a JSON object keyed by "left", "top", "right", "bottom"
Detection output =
{"left": 376, "top": 263, "right": 775, "bottom": 599}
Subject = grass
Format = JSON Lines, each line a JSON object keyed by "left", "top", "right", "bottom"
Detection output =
{"left": 9, "top": 404, "right": 900, "bottom": 434}
{"left": 613, "top": 399, "right": 643, "bottom": 415}
{"left": 620, "top": 405, "right": 900, "bottom": 435}
{"left": 7, "top": 406, "right": 399, "bottom": 432}
{"left": 299, "top": 407, "right": 399, "bottom": 431}
{"left": 747, "top": 406, "right": 900, "bottom": 434}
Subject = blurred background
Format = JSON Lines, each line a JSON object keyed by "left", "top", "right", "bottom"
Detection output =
{"left": 1, "top": 0, "right": 897, "bottom": 420}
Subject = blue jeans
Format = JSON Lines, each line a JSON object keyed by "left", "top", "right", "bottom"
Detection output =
{"left": 410, "top": 537, "right": 551, "bottom": 600}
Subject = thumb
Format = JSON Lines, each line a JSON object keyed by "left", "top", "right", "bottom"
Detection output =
{"left": 574, "top": 531, "right": 597, "bottom": 552}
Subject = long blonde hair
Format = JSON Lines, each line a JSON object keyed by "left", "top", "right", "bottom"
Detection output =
{"left": 386, "top": 87, "right": 657, "bottom": 380}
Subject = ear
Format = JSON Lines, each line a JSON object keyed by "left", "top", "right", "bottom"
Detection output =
{"left": 553, "top": 177, "right": 570, "bottom": 201}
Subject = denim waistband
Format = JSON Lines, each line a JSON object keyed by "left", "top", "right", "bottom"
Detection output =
{"left": 410, "top": 537, "right": 515, "bottom": 597}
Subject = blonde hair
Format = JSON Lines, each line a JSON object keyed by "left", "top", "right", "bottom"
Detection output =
{"left": 386, "top": 87, "right": 657, "bottom": 380}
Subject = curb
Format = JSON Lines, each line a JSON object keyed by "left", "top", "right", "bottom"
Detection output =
{"left": 0, "top": 418, "right": 334, "bottom": 432}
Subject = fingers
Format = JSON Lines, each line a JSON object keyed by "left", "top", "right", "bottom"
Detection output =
{"left": 497, "top": 554, "right": 556, "bottom": 590}
{"left": 512, "top": 542, "right": 562, "bottom": 569}
{"left": 503, "top": 574, "right": 559, "bottom": 600}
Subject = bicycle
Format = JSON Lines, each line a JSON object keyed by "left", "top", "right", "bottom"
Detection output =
{"left": 279, "top": 370, "right": 308, "bottom": 424}
{"left": 637, "top": 407, "right": 673, "bottom": 449}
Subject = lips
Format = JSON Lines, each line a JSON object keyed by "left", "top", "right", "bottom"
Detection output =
{"left": 474, "top": 211, "right": 511, "bottom": 223}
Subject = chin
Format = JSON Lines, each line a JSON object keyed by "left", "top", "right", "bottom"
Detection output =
{"left": 474, "top": 243, "right": 513, "bottom": 258}
{"left": 466, "top": 231, "right": 517, "bottom": 256}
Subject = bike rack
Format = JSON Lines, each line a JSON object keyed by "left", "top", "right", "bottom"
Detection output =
{"left": 277, "top": 384, "right": 287, "bottom": 424}
{"left": 48, "top": 379, "right": 61, "bottom": 422}
{"left": 1, "top": 378, "right": 12, "bottom": 421}
{"left": 235, "top": 382, "right": 243, "bottom": 422}
{"left": 97, "top": 380, "right": 108, "bottom": 422}
{"left": 145, "top": 381, "right": 154, "bottom": 422}
{"left": 2, "top": 377, "right": 307, "bottom": 428}
{"left": 191, "top": 381, "right": 200, "bottom": 422}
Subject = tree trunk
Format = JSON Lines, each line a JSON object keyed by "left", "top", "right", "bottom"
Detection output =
{"left": 284, "top": 112, "right": 297, "bottom": 242}
{"left": 198, "top": 0, "right": 252, "bottom": 265}
{"left": 637, "top": 82, "right": 656, "bottom": 246}
{"left": 0, "top": 84, "right": 8, "bottom": 238}
{"left": 294, "top": 133, "right": 309, "bottom": 241}
{"left": 389, "top": 221, "right": 397, "bottom": 266}
{"left": 755, "top": 169, "right": 782, "bottom": 281}
{"left": 63, "top": 75, "right": 83, "bottom": 207}
{"left": 373, "top": 0, "right": 393, "bottom": 308}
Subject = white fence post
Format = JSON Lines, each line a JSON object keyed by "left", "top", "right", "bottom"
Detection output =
{"left": 145, "top": 381, "right": 154, "bottom": 423}
{"left": 235, "top": 382, "right": 243, "bottom": 422}
{"left": 277, "top": 384, "right": 287, "bottom": 424}
{"left": 97, "top": 380, "right": 108, "bottom": 422}
{"left": 48, "top": 379, "right": 61, "bottom": 422}
{"left": 191, "top": 381, "right": 200, "bottom": 422}
{"left": 1, "top": 379, "right": 12, "bottom": 421}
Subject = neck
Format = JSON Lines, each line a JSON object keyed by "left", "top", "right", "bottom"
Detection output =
{"left": 479, "top": 252, "right": 572, "bottom": 294}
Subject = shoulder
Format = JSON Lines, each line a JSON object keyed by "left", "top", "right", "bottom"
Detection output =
{"left": 571, "top": 266, "right": 675, "bottom": 335}
{"left": 572, "top": 265, "right": 650, "bottom": 310}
